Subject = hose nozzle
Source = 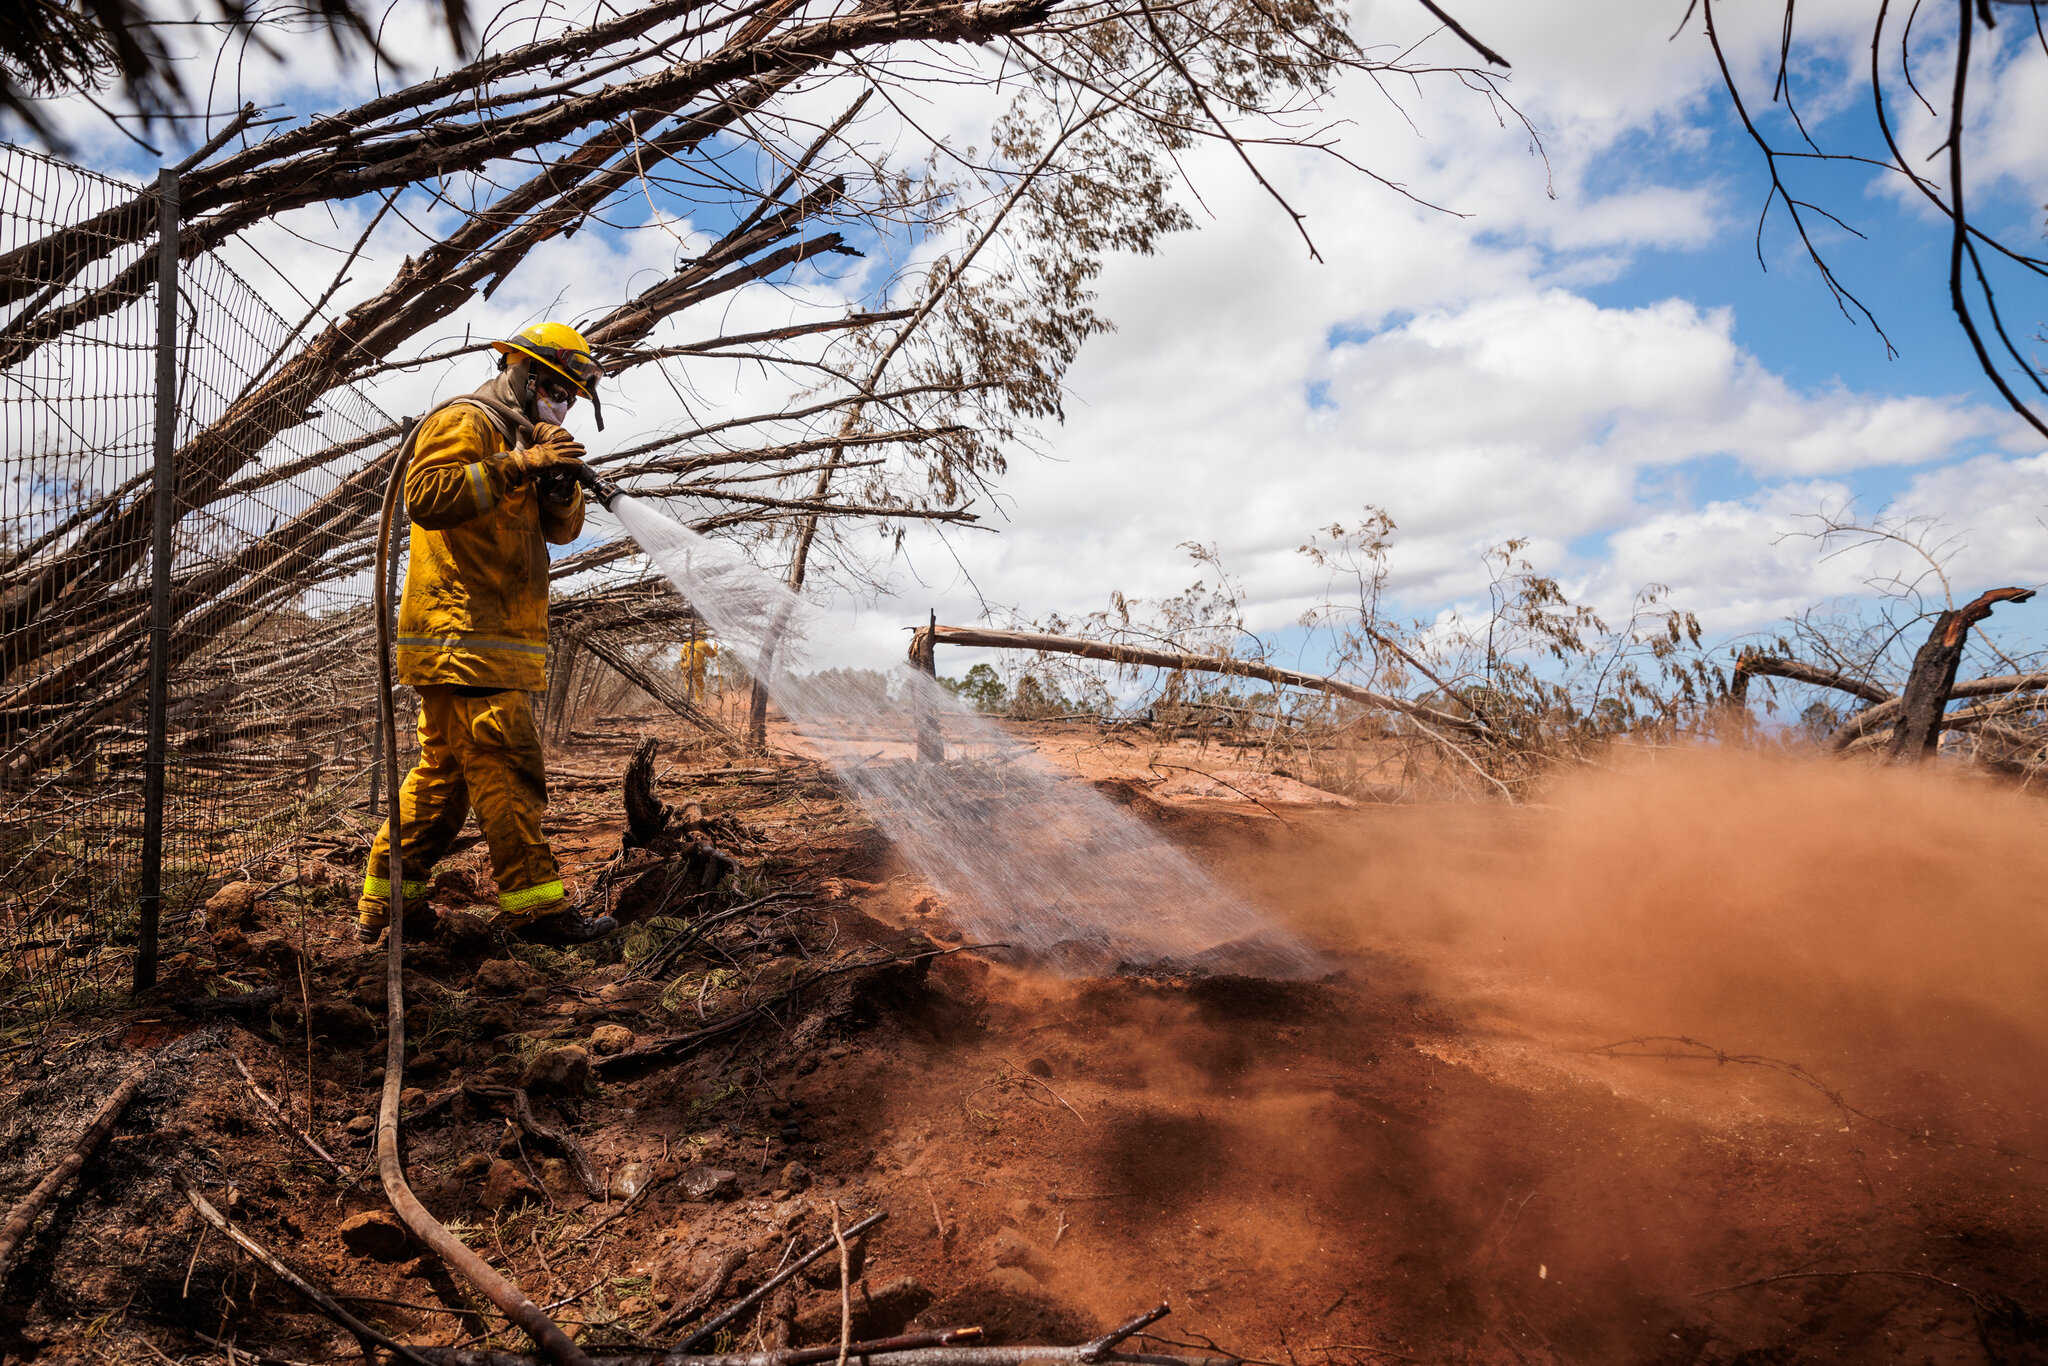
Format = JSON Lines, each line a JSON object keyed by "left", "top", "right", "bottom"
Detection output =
{"left": 574, "top": 464, "right": 621, "bottom": 510}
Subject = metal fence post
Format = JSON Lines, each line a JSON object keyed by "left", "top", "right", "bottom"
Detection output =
{"left": 134, "top": 168, "right": 180, "bottom": 995}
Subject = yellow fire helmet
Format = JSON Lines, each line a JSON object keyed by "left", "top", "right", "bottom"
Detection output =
{"left": 492, "top": 321, "right": 606, "bottom": 430}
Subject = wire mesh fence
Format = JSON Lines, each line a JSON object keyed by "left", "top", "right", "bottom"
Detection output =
{"left": 0, "top": 142, "right": 401, "bottom": 1024}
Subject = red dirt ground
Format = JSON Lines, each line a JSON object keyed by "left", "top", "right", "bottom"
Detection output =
{"left": 784, "top": 736, "right": 2048, "bottom": 1366}
{"left": 5, "top": 718, "right": 2047, "bottom": 1365}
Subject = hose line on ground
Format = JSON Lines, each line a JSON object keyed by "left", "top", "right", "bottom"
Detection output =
{"left": 373, "top": 435, "right": 593, "bottom": 1366}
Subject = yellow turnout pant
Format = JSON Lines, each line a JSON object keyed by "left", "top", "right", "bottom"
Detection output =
{"left": 357, "top": 685, "right": 566, "bottom": 931}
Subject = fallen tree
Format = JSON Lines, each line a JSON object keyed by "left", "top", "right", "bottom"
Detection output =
{"left": 908, "top": 624, "right": 1487, "bottom": 735}
{"left": 1732, "top": 587, "right": 2042, "bottom": 765}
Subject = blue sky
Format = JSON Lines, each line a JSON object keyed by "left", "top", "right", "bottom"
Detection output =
{"left": 876, "top": 0, "right": 2048, "bottom": 682}
{"left": 29, "top": 0, "right": 2048, "bottom": 686}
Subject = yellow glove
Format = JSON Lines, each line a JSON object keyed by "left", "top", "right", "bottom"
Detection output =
{"left": 497, "top": 425, "right": 588, "bottom": 487}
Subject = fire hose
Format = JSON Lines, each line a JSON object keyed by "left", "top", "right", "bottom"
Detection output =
{"left": 371, "top": 442, "right": 618, "bottom": 1366}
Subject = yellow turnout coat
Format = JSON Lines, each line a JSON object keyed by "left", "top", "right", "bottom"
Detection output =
{"left": 396, "top": 399, "right": 585, "bottom": 691}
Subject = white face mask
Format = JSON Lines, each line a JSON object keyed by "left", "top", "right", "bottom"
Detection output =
{"left": 535, "top": 391, "right": 572, "bottom": 426}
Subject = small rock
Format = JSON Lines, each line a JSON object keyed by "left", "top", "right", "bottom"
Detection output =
{"left": 246, "top": 934, "right": 306, "bottom": 981}
{"left": 454, "top": 1153, "right": 492, "bottom": 1180}
{"left": 406, "top": 944, "right": 452, "bottom": 976}
{"left": 865, "top": 1276, "right": 933, "bottom": 1335}
{"left": 481, "top": 1158, "right": 543, "bottom": 1211}
{"left": 409, "top": 1046, "right": 453, "bottom": 1078}
{"left": 610, "top": 1160, "right": 656, "bottom": 1200}
{"left": 205, "top": 881, "right": 265, "bottom": 930}
{"left": 339, "top": 1211, "right": 413, "bottom": 1261}
{"left": 140, "top": 951, "right": 203, "bottom": 1000}
{"left": 520, "top": 1045, "right": 590, "bottom": 1096}
{"left": 437, "top": 910, "right": 494, "bottom": 952}
{"left": 985, "top": 1265, "right": 1040, "bottom": 1293}
{"left": 399, "top": 1087, "right": 426, "bottom": 1112}
{"left": 472, "top": 1002, "right": 521, "bottom": 1038}
{"left": 680, "top": 1167, "right": 739, "bottom": 1202}
{"left": 989, "top": 1226, "right": 1046, "bottom": 1274}
{"left": 313, "top": 999, "right": 378, "bottom": 1042}
{"left": 475, "top": 958, "right": 542, "bottom": 996}
{"left": 804, "top": 1234, "right": 865, "bottom": 1288}
{"left": 345, "top": 1114, "right": 376, "bottom": 1136}
{"left": 780, "top": 1161, "right": 811, "bottom": 1192}
{"left": 539, "top": 1157, "right": 576, "bottom": 1196}
{"left": 588, "top": 1023, "right": 633, "bottom": 1056}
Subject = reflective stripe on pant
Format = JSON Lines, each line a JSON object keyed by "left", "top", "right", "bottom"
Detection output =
{"left": 357, "top": 684, "right": 566, "bottom": 930}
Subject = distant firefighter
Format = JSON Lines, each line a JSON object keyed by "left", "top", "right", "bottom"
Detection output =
{"left": 680, "top": 637, "right": 720, "bottom": 701}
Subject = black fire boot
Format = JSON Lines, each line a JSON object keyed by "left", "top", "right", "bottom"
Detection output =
{"left": 355, "top": 911, "right": 438, "bottom": 945}
{"left": 515, "top": 911, "right": 618, "bottom": 944}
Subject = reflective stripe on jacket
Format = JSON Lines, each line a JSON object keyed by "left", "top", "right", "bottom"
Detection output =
{"left": 395, "top": 401, "right": 585, "bottom": 690}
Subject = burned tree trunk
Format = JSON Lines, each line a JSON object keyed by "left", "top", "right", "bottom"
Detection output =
{"left": 623, "top": 737, "right": 671, "bottom": 851}
{"left": 613, "top": 738, "right": 737, "bottom": 920}
{"left": 1886, "top": 588, "right": 2035, "bottom": 762}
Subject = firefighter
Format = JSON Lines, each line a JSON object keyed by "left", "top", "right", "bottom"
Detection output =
{"left": 680, "top": 636, "right": 719, "bottom": 701}
{"left": 356, "top": 322, "right": 617, "bottom": 945}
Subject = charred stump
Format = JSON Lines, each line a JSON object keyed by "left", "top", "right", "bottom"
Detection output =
{"left": 1887, "top": 588, "right": 2035, "bottom": 762}
{"left": 615, "top": 739, "right": 740, "bottom": 921}
{"left": 624, "top": 737, "right": 671, "bottom": 851}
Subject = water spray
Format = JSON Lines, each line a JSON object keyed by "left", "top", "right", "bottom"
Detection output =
{"left": 605, "top": 494, "right": 1322, "bottom": 979}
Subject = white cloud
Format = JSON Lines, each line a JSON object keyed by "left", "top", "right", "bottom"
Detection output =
{"left": 915, "top": 270, "right": 2014, "bottom": 639}
{"left": 27, "top": 0, "right": 2048, "bottom": 660}
{"left": 883, "top": 0, "right": 2043, "bottom": 647}
{"left": 1322, "top": 291, "right": 2006, "bottom": 478}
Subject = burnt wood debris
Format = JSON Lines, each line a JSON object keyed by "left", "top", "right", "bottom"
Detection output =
{"left": 1734, "top": 588, "right": 2043, "bottom": 765}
